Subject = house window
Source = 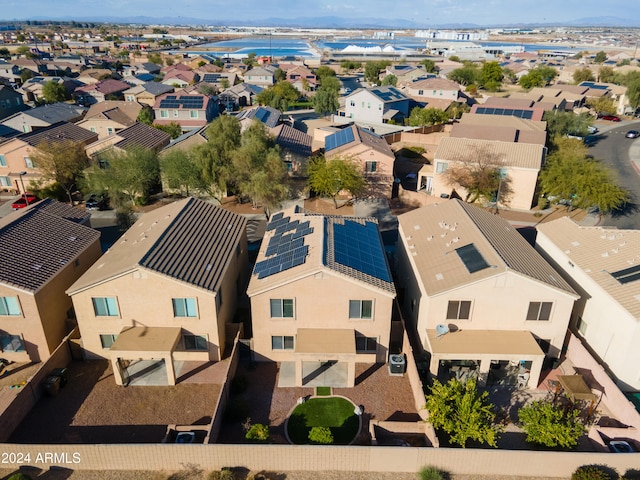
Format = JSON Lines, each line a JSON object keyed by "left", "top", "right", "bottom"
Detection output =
{"left": 350, "top": 101, "right": 355, "bottom": 107}
{"left": 0, "top": 154, "right": 5, "bottom": 166}
{"left": 90, "top": 127, "right": 97, "bottom": 133}
{"left": 160, "top": 110, "right": 168, "bottom": 118}
{"left": 24, "top": 156, "right": 34, "bottom": 168}
{"left": 0, "top": 296, "right": 21, "bottom": 316}
{"left": 355, "top": 335, "right": 377, "bottom": 353}
{"left": 270, "top": 299, "right": 294, "bottom": 318}
{"left": 361, "top": 102, "right": 365, "bottom": 108}
{"left": 577, "top": 317, "right": 588, "bottom": 336}
{"left": 285, "top": 161, "right": 293, "bottom": 173}
{"left": 446, "top": 300, "right": 471, "bottom": 320}
{"left": 92, "top": 297, "right": 119, "bottom": 317}
{"left": 418, "top": 89, "right": 424, "bottom": 95}
{"left": 100, "top": 334, "right": 118, "bottom": 349}
{"left": 183, "top": 334, "right": 208, "bottom": 351}
{"left": 107, "top": 127, "right": 114, "bottom": 135}
{"left": 126, "top": 95, "right": 135, "bottom": 102}
{"left": 349, "top": 300, "right": 373, "bottom": 319}
{"left": 0, "top": 176, "right": 11, "bottom": 187}
{"left": 172, "top": 298, "right": 197, "bottom": 317}
{"left": 435, "top": 162, "right": 448, "bottom": 173}
{"left": 190, "top": 110, "right": 199, "bottom": 119}
{"left": 367, "top": 102, "right": 371, "bottom": 109}
{"left": 271, "top": 335, "right": 294, "bottom": 350}
{"left": 173, "top": 110, "right": 179, "bottom": 117}
{"left": 526, "top": 302, "right": 552, "bottom": 321}
{"left": 365, "top": 161, "right": 377, "bottom": 173}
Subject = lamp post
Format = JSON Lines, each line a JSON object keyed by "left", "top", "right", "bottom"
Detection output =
{"left": 18, "top": 171, "right": 27, "bottom": 205}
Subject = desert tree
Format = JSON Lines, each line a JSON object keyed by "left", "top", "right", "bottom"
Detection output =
{"left": 307, "top": 155, "right": 366, "bottom": 209}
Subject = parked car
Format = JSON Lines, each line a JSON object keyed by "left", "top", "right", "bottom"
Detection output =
{"left": 11, "top": 193, "right": 38, "bottom": 210}
{"left": 626, "top": 130, "right": 639, "bottom": 139}
{"left": 598, "top": 115, "right": 621, "bottom": 122}
{"left": 608, "top": 440, "right": 636, "bottom": 453}
{"left": 85, "top": 194, "right": 107, "bottom": 210}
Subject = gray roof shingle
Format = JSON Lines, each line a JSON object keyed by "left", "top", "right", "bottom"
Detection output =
{"left": 19, "top": 121, "right": 98, "bottom": 147}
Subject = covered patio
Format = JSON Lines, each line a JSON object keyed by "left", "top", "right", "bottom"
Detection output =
{"left": 285, "top": 328, "right": 357, "bottom": 388}
{"left": 109, "top": 326, "right": 181, "bottom": 386}
{"left": 425, "top": 329, "right": 545, "bottom": 389}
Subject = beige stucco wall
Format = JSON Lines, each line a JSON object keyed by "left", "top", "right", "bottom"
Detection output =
{"left": 536, "top": 232, "right": 640, "bottom": 391}
{"left": 251, "top": 271, "right": 394, "bottom": 364}
{"left": 76, "top": 119, "right": 126, "bottom": 140}
{"left": 0, "top": 140, "right": 43, "bottom": 193}
{"left": 0, "top": 239, "right": 102, "bottom": 362}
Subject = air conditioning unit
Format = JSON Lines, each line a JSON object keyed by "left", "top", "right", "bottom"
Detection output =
{"left": 389, "top": 354, "right": 406, "bottom": 375}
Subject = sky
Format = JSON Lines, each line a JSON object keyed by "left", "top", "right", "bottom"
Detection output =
{"left": 1, "top": 0, "right": 638, "bottom": 26}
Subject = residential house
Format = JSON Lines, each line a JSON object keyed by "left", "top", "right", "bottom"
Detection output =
{"left": 73, "top": 78, "right": 131, "bottom": 105}
{"left": 395, "top": 200, "right": 578, "bottom": 388}
{"left": 76, "top": 69, "right": 117, "bottom": 85}
{"left": 536, "top": 218, "right": 640, "bottom": 391}
{"left": 153, "top": 93, "right": 218, "bottom": 131}
{"left": 0, "top": 59, "right": 21, "bottom": 84}
{"left": 197, "top": 72, "right": 238, "bottom": 91}
{"left": 76, "top": 101, "right": 143, "bottom": 139}
{"left": 247, "top": 208, "right": 396, "bottom": 387}
{"left": 428, "top": 137, "right": 546, "bottom": 210}
{"left": 382, "top": 64, "right": 432, "bottom": 86}
{"left": 0, "top": 200, "right": 102, "bottom": 363}
{"left": 161, "top": 69, "right": 200, "bottom": 88}
{"left": 85, "top": 122, "right": 171, "bottom": 159}
{"left": 125, "top": 62, "right": 161, "bottom": 77}
{"left": 450, "top": 112, "right": 547, "bottom": 146}
{"left": 0, "top": 121, "right": 98, "bottom": 193}
{"left": 161, "top": 126, "right": 208, "bottom": 156}
{"left": 1, "top": 103, "right": 86, "bottom": 134}
{"left": 219, "top": 83, "right": 263, "bottom": 111}
{"left": 0, "top": 85, "right": 28, "bottom": 121}
{"left": 403, "top": 77, "right": 471, "bottom": 106}
{"left": 471, "top": 98, "right": 546, "bottom": 121}
{"left": 342, "top": 86, "right": 410, "bottom": 125}
{"left": 123, "top": 73, "right": 157, "bottom": 86}
{"left": 243, "top": 65, "right": 277, "bottom": 87}
{"left": 284, "top": 65, "right": 317, "bottom": 92}
{"left": 67, "top": 198, "right": 248, "bottom": 386}
{"left": 270, "top": 123, "right": 313, "bottom": 175}
{"left": 19, "top": 76, "right": 82, "bottom": 104}
{"left": 237, "top": 105, "right": 281, "bottom": 132}
{"left": 324, "top": 124, "right": 395, "bottom": 198}
{"left": 123, "top": 82, "right": 174, "bottom": 107}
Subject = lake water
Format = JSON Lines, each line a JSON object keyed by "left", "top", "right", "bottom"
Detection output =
{"left": 194, "top": 36, "right": 582, "bottom": 58}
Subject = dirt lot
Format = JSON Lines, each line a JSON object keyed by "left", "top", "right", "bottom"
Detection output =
{"left": 9, "top": 360, "right": 219, "bottom": 444}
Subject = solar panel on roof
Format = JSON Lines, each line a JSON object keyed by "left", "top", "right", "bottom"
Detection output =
{"left": 271, "top": 212, "right": 284, "bottom": 221}
{"left": 332, "top": 220, "right": 391, "bottom": 283}
{"left": 456, "top": 244, "right": 490, "bottom": 274}
{"left": 326, "top": 127, "right": 355, "bottom": 151}
{"left": 610, "top": 264, "right": 640, "bottom": 285}
{"left": 476, "top": 107, "right": 534, "bottom": 119}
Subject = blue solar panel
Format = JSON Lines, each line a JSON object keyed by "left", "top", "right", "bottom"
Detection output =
{"left": 475, "top": 107, "right": 534, "bottom": 119}
{"left": 456, "top": 244, "right": 490, "bottom": 274}
{"left": 326, "top": 127, "right": 355, "bottom": 152}
{"left": 332, "top": 220, "right": 391, "bottom": 283}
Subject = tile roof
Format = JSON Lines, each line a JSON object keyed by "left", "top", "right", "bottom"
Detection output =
{"left": 85, "top": 101, "right": 142, "bottom": 122}
{"left": 113, "top": 122, "right": 171, "bottom": 151}
{"left": 67, "top": 198, "right": 246, "bottom": 295}
{"left": 75, "top": 79, "right": 131, "bottom": 95}
{"left": 0, "top": 201, "right": 100, "bottom": 293}
{"left": 409, "top": 77, "right": 461, "bottom": 91}
{"left": 325, "top": 124, "right": 393, "bottom": 158}
{"left": 140, "top": 82, "right": 174, "bottom": 96}
{"left": 18, "top": 103, "right": 87, "bottom": 124}
{"left": 19, "top": 121, "right": 98, "bottom": 147}
{"left": 397, "top": 200, "right": 576, "bottom": 297}
{"left": 270, "top": 124, "right": 312, "bottom": 156}
{"left": 458, "top": 112, "right": 547, "bottom": 132}
{"left": 238, "top": 106, "right": 281, "bottom": 128}
{"left": 247, "top": 208, "right": 395, "bottom": 296}
{"left": 31, "top": 198, "right": 92, "bottom": 224}
{"left": 537, "top": 217, "right": 640, "bottom": 320}
{"left": 368, "top": 86, "right": 409, "bottom": 103}
{"left": 435, "top": 137, "right": 545, "bottom": 170}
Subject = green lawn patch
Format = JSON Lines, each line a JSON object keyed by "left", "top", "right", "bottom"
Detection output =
{"left": 316, "top": 386, "right": 331, "bottom": 396}
{"left": 287, "top": 397, "right": 359, "bottom": 445}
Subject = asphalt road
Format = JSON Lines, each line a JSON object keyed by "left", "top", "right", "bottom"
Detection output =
{"left": 587, "top": 119, "right": 640, "bottom": 229}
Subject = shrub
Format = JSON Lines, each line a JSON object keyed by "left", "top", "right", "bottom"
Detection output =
{"left": 245, "top": 423, "right": 270, "bottom": 442}
{"left": 8, "top": 474, "right": 33, "bottom": 480}
{"left": 308, "top": 426, "right": 333, "bottom": 444}
{"left": 572, "top": 465, "right": 617, "bottom": 480}
{"left": 418, "top": 465, "right": 446, "bottom": 480}
{"left": 208, "top": 468, "right": 236, "bottom": 480}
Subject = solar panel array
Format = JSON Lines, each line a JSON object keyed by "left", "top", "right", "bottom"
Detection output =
{"left": 254, "top": 107, "right": 271, "bottom": 123}
{"left": 456, "top": 243, "right": 490, "bottom": 274}
{"left": 159, "top": 95, "right": 205, "bottom": 110}
{"left": 254, "top": 213, "right": 313, "bottom": 279}
{"left": 202, "top": 73, "right": 222, "bottom": 83}
{"left": 332, "top": 220, "right": 391, "bottom": 283}
{"left": 371, "top": 87, "right": 405, "bottom": 102}
{"left": 325, "top": 127, "right": 355, "bottom": 151}
{"left": 475, "top": 107, "right": 534, "bottom": 119}
{"left": 580, "top": 81, "right": 608, "bottom": 90}
{"left": 610, "top": 264, "right": 640, "bottom": 285}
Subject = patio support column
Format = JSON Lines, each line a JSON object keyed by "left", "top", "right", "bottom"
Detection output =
{"left": 294, "top": 357, "right": 303, "bottom": 387}
{"left": 165, "top": 353, "right": 176, "bottom": 386}
{"left": 110, "top": 357, "right": 124, "bottom": 386}
{"left": 528, "top": 357, "right": 543, "bottom": 389}
{"left": 347, "top": 359, "right": 356, "bottom": 387}
{"left": 477, "top": 358, "right": 492, "bottom": 387}
{"left": 429, "top": 354, "right": 440, "bottom": 378}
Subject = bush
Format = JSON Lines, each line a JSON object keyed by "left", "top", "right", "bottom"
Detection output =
{"left": 208, "top": 468, "right": 236, "bottom": 480}
{"left": 418, "top": 465, "right": 446, "bottom": 480}
{"left": 245, "top": 423, "right": 269, "bottom": 442}
{"left": 572, "top": 465, "right": 618, "bottom": 480}
{"left": 308, "top": 426, "right": 333, "bottom": 444}
{"left": 8, "top": 474, "right": 33, "bottom": 480}
{"left": 230, "top": 374, "right": 248, "bottom": 394}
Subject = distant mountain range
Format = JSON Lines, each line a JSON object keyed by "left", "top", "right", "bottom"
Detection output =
{"left": 6, "top": 14, "right": 640, "bottom": 29}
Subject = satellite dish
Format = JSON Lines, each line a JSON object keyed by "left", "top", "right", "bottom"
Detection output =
{"left": 436, "top": 323, "right": 450, "bottom": 339}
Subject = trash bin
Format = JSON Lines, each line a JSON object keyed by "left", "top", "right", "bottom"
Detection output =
{"left": 43, "top": 375, "right": 61, "bottom": 397}
{"left": 50, "top": 367, "right": 68, "bottom": 387}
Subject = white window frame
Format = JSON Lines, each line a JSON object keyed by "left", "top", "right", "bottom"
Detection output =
{"left": 270, "top": 299, "right": 294, "bottom": 318}
{"left": 526, "top": 301, "right": 552, "bottom": 321}
{"left": 0, "top": 176, "right": 11, "bottom": 187}
{"left": 172, "top": 298, "right": 198, "bottom": 318}
{"left": 160, "top": 110, "right": 169, "bottom": 118}
{"left": 100, "top": 334, "right": 118, "bottom": 349}
{"left": 355, "top": 334, "right": 377, "bottom": 353}
{"left": 92, "top": 297, "right": 119, "bottom": 317}
{"left": 349, "top": 300, "right": 373, "bottom": 319}
{"left": 0, "top": 154, "right": 6, "bottom": 166}
{"left": 189, "top": 110, "right": 199, "bottom": 119}
{"left": 365, "top": 161, "right": 377, "bottom": 173}
{"left": 0, "top": 296, "right": 21, "bottom": 316}
{"left": 24, "top": 156, "right": 33, "bottom": 168}
{"left": 446, "top": 300, "right": 471, "bottom": 320}
{"left": 436, "top": 161, "right": 448, "bottom": 173}
{"left": 271, "top": 335, "right": 294, "bottom": 350}
{"left": 183, "top": 334, "right": 208, "bottom": 351}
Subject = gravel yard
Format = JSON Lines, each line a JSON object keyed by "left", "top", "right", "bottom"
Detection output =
{"left": 10, "top": 360, "right": 220, "bottom": 444}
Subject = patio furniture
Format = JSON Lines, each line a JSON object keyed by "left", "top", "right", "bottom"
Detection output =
{"left": 557, "top": 374, "right": 598, "bottom": 420}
